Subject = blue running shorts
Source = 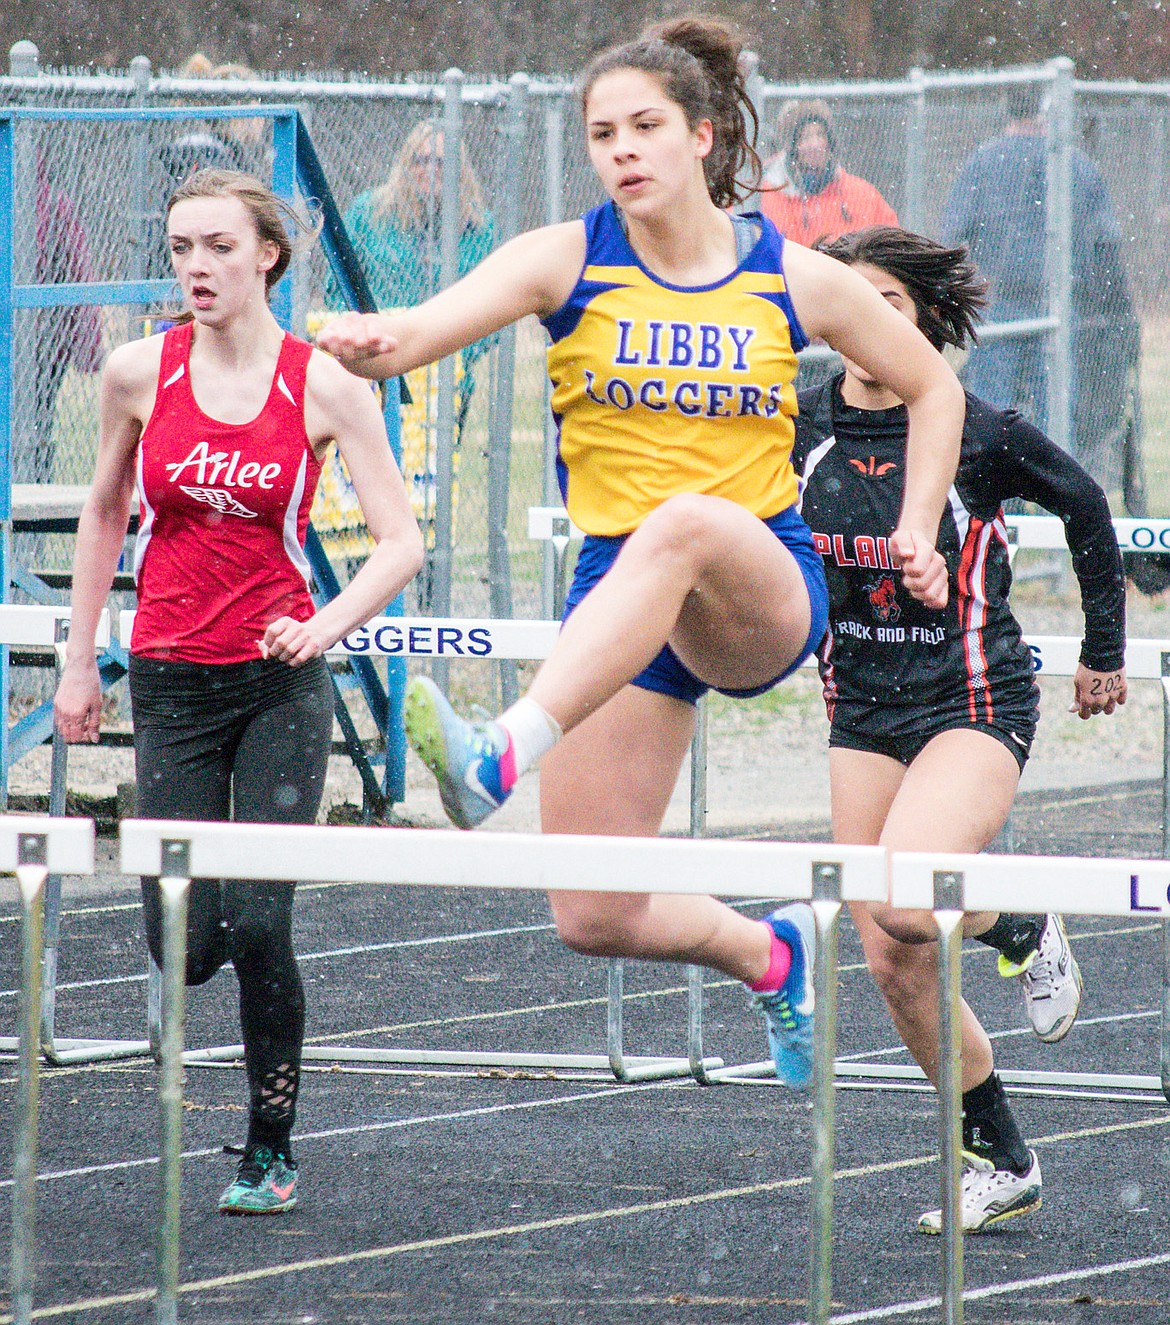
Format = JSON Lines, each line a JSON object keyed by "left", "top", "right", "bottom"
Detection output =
{"left": 563, "top": 504, "right": 829, "bottom": 707}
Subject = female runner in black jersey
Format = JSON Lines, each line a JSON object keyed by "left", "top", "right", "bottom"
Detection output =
{"left": 792, "top": 226, "right": 1127, "bottom": 1234}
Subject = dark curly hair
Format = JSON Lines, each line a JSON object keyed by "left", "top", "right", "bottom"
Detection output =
{"left": 578, "top": 15, "right": 761, "bottom": 210}
{"left": 813, "top": 226, "right": 988, "bottom": 353}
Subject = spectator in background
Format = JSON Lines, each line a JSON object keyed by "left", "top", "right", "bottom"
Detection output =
{"left": 151, "top": 56, "right": 269, "bottom": 279}
{"left": 161, "top": 54, "right": 268, "bottom": 182}
{"left": 317, "top": 122, "right": 495, "bottom": 588}
{"left": 19, "top": 153, "right": 104, "bottom": 483}
{"left": 338, "top": 121, "right": 495, "bottom": 311}
{"left": 941, "top": 85, "right": 1167, "bottom": 592}
{"left": 759, "top": 98, "right": 898, "bottom": 247}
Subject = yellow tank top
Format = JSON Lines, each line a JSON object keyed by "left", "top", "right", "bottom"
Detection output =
{"left": 542, "top": 203, "right": 805, "bottom": 536}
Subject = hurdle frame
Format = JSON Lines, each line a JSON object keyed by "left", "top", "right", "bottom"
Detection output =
{"left": 0, "top": 606, "right": 153, "bottom": 1069}
{"left": 3, "top": 815, "right": 96, "bottom": 1325}
{"left": 120, "top": 609, "right": 726, "bottom": 1085}
{"left": 117, "top": 604, "right": 1170, "bottom": 1100}
{"left": 120, "top": 817, "right": 885, "bottom": 1325}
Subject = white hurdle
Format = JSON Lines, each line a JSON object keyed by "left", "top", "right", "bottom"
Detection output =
{"left": 834, "top": 635, "right": 1170, "bottom": 1107}
{"left": 119, "top": 609, "right": 715, "bottom": 1084}
{"left": 889, "top": 850, "right": 1170, "bottom": 1325}
{"left": 120, "top": 817, "right": 885, "bottom": 1325}
{"left": 116, "top": 614, "right": 1170, "bottom": 1094}
{"left": 1, "top": 815, "right": 96, "bottom": 1325}
{"left": 1005, "top": 511, "right": 1170, "bottom": 556}
{"left": 0, "top": 607, "right": 142, "bottom": 1068}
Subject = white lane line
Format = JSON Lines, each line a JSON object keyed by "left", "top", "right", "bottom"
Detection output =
{"left": 838, "top": 1007, "right": 1160, "bottom": 1065}
{"left": 0, "top": 1154, "right": 954, "bottom": 1321}
{"left": 786, "top": 1250, "right": 1170, "bottom": 1323}
{"left": 0, "top": 921, "right": 559, "bottom": 999}
{"left": 7, "top": 1114, "right": 1169, "bottom": 1322}
{"left": 0, "top": 1081, "right": 655, "bottom": 1189}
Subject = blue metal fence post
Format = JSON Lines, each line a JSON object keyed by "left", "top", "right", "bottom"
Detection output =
{"left": 292, "top": 107, "right": 405, "bottom": 807}
{"left": 381, "top": 375, "right": 406, "bottom": 803}
{"left": 0, "top": 103, "right": 401, "bottom": 810}
{"left": 271, "top": 109, "right": 297, "bottom": 329}
{"left": 0, "top": 113, "right": 15, "bottom": 806}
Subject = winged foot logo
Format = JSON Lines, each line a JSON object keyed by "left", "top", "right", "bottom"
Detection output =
{"left": 165, "top": 441, "right": 279, "bottom": 519}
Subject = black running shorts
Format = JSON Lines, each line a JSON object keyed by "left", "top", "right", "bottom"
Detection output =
{"left": 828, "top": 683, "right": 1039, "bottom": 774}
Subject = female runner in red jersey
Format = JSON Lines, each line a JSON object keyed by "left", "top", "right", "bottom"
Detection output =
{"left": 54, "top": 169, "right": 423, "bottom": 1215}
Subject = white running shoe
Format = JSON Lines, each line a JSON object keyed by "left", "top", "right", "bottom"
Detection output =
{"left": 1000, "top": 914, "right": 1082, "bottom": 1043}
{"left": 917, "top": 1149, "right": 1042, "bottom": 1235}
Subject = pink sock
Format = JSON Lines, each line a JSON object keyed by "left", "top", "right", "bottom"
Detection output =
{"left": 496, "top": 730, "right": 518, "bottom": 793}
{"left": 748, "top": 925, "right": 793, "bottom": 993}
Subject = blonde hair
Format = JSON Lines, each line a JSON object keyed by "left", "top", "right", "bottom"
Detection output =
{"left": 370, "top": 122, "right": 487, "bottom": 231}
{"left": 175, "top": 53, "right": 256, "bottom": 81}
{"left": 176, "top": 52, "right": 215, "bottom": 77}
{"left": 175, "top": 53, "right": 263, "bottom": 144}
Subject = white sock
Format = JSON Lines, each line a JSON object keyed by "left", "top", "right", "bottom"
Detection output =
{"left": 498, "top": 698, "right": 562, "bottom": 779}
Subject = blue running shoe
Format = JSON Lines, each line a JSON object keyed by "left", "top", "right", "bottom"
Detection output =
{"left": 405, "top": 676, "right": 514, "bottom": 830}
{"left": 750, "top": 902, "right": 816, "bottom": 1090}
{"left": 218, "top": 1146, "right": 298, "bottom": 1215}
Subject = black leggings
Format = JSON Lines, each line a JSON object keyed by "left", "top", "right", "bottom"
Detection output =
{"left": 130, "top": 654, "right": 334, "bottom": 1155}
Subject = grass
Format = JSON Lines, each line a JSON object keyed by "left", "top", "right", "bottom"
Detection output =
{"left": 1140, "top": 313, "right": 1170, "bottom": 513}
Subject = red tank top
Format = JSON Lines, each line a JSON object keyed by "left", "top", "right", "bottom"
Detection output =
{"left": 131, "top": 323, "right": 323, "bottom": 664}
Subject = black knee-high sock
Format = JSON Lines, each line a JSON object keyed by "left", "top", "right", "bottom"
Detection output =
{"left": 976, "top": 913, "right": 1045, "bottom": 967}
{"left": 962, "top": 1072, "right": 1031, "bottom": 1175}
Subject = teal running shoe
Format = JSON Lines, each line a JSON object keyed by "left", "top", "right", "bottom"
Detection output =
{"left": 405, "top": 676, "right": 515, "bottom": 830}
{"left": 750, "top": 902, "right": 816, "bottom": 1090}
{"left": 217, "top": 1146, "right": 298, "bottom": 1215}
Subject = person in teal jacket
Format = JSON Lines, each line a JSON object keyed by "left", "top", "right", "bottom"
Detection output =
{"left": 320, "top": 121, "right": 495, "bottom": 583}
{"left": 338, "top": 120, "right": 495, "bottom": 309}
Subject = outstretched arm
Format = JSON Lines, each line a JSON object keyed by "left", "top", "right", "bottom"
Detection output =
{"left": 316, "top": 220, "right": 585, "bottom": 380}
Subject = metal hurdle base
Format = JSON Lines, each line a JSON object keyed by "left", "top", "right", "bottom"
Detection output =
{"left": 700, "top": 1061, "right": 1170, "bottom": 1106}
{"left": 1, "top": 613, "right": 152, "bottom": 1065}
{"left": 167, "top": 956, "right": 722, "bottom": 1084}
{"left": 157, "top": 716, "right": 726, "bottom": 1086}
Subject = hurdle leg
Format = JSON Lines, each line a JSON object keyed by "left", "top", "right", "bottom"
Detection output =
{"left": 808, "top": 862, "right": 842, "bottom": 1325}
{"left": 934, "top": 870, "right": 966, "bottom": 1325}
{"left": 148, "top": 955, "right": 165, "bottom": 1059}
{"left": 37, "top": 865, "right": 62, "bottom": 1061}
{"left": 684, "top": 699, "right": 726, "bottom": 1086}
{"left": 1161, "top": 654, "right": 1170, "bottom": 1105}
{"left": 37, "top": 640, "right": 66, "bottom": 1062}
{"left": 10, "top": 832, "right": 48, "bottom": 1325}
{"left": 550, "top": 518, "right": 571, "bottom": 618}
{"left": 155, "top": 841, "right": 192, "bottom": 1325}
{"left": 612, "top": 699, "right": 724, "bottom": 1085}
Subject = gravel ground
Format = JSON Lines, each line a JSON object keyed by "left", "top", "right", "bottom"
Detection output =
{"left": 14, "top": 568, "right": 1170, "bottom": 839}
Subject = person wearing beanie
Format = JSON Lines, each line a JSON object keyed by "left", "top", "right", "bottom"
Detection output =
{"left": 759, "top": 98, "right": 898, "bottom": 247}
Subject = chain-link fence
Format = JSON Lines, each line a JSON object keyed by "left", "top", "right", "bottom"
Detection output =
{"left": 5, "top": 43, "right": 1170, "bottom": 635}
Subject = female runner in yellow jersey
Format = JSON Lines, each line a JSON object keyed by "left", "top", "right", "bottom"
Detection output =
{"left": 319, "top": 15, "right": 965, "bottom": 1088}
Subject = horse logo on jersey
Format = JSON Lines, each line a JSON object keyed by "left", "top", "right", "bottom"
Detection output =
{"left": 848, "top": 456, "right": 898, "bottom": 477}
{"left": 865, "top": 573, "right": 901, "bottom": 622}
{"left": 179, "top": 486, "right": 259, "bottom": 519}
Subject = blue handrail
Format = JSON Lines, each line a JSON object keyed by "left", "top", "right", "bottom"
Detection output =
{"left": 0, "top": 105, "right": 405, "bottom": 811}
